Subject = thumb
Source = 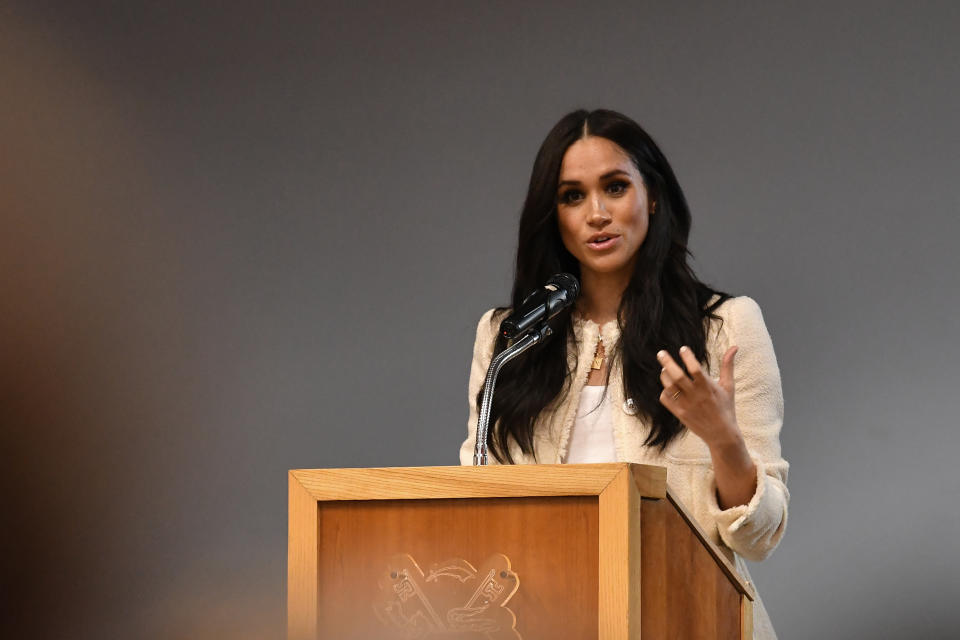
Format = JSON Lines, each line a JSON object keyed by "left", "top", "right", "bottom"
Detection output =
{"left": 719, "top": 346, "right": 738, "bottom": 393}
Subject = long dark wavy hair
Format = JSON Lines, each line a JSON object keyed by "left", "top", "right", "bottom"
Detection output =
{"left": 481, "top": 109, "right": 730, "bottom": 464}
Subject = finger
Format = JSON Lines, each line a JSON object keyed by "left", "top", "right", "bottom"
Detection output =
{"left": 659, "top": 388, "right": 682, "bottom": 412}
{"left": 678, "top": 345, "right": 705, "bottom": 382}
{"left": 659, "top": 367, "right": 684, "bottom": 398}
{"left": 657, "top": 350, "right": 693, "bottom": 391}
{"left": 659, "top": 367, "right": 672, "bottom": 387}
{"left": 719, "top": 345, "right": 738, "bottom": 393}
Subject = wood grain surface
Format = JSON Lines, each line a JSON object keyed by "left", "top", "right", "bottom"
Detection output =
{"left": 639, "top": 497, "right": 744, "bottom": 639}
{"left": 290, "top": 463, "right": 666, "bottom": 502}
{"left": 666, "top": 490, "right": 753, "bottom": 599}
{"left": 597, "top": 466, "right": 642, "bottom": 639}
{"left": 316, "top": 496, "right": 600, "bottom": 639}
{"left": 289, "top": 465, "right": 750, "bottom": 639}
{"left": 741, "top": 597, "right": 754, "bottom": 640}
{"left": 288, "top": 473, "right": 320, "bottom": 640}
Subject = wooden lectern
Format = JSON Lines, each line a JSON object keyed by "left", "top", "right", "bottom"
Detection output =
{"left": 288, "top": 463, "right": 754, "bottom": 639}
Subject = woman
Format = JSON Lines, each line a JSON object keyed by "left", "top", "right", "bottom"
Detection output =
{"left": 460, "top": 109, "right": 788, "bottom": 638}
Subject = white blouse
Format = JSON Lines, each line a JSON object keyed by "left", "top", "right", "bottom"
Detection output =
{"left": 563, "top": 385, "right": 617, "bottom": 463}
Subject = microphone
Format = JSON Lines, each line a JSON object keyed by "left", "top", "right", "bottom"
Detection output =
{"left": 499, "top": 273, "right": 580, "bottom": 340}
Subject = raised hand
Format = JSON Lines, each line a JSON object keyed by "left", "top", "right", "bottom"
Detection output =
{"left": 657, "top": 344, "right": 757, "bottom": 509}
{"left": 657, "top": 345, "right": 741, "bottom": 447}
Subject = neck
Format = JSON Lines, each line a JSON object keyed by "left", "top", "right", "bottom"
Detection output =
{"left": 577, "top": 269, "right": 631, "bottom": 326}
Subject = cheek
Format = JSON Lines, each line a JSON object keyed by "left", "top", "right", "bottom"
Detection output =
{"left": 634, "top": 218, "right": 649, "bottom": 248}
{"left": 627, "top": 204, "right": 649, "bottom": 239}
{"left": 636, "top": 213, "right": 649, "bottom": 238}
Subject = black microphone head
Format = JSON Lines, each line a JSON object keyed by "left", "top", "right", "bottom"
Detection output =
{"left": 500, "top": 273, "right": 580, "bottom": 340}
{"left": 546, "top": 273, "right": 580, "bottom": 299}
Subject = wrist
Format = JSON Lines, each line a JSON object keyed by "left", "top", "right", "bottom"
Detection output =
{"left": 710, "top": 437, "right": 750, "bottom": 466}
{"left": 709, "top": 431, "right": 754, "bottom": 472}
{"left": 704, "top": 419, "right": 745, "bottom": 451}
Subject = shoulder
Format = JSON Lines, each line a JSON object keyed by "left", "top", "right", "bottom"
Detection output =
{"left": 710, "top": 295, "right": 781, "bottom": 381}
{"left": 472, "top": 307, "right": 510, "bottom": 354}
{"left": 705, "top": 295, "right": 778, "bottom": 365}
{"left": 711, "top": 295, "right": 768, "bottom": 335}
{"left": 468, "top": 308, "right": 511, "bottom": 395}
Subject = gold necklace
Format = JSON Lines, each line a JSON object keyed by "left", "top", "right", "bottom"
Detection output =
{"left": 591, "top": 337, "right": 605, "bottom": 370}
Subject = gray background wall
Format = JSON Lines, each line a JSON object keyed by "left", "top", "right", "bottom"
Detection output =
{"left": 2, "top": 1, "right": 958, "bottom": 638}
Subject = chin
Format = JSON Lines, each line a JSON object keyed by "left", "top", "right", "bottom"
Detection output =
{"left": 581, "top": 261, "right": 633, "bottom": 276}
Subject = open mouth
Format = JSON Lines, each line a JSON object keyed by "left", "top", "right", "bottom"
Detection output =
{"left": 588, "top": 235, "right": 619, "bottom": 249}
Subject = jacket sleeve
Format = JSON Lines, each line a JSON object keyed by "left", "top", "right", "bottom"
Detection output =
{"left": 706, "top": 296, "right": 790, "bottom": 562}
{"left": 459, "top": 308, "right": 501, "bottom": 466}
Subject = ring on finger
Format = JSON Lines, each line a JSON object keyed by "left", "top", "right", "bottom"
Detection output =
{"left": 671, "top": 390, "right": 682, "bottom": 400}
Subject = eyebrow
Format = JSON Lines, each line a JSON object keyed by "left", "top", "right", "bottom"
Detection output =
{"left": 558, "top": 169, "right": 630, "bottom": 188}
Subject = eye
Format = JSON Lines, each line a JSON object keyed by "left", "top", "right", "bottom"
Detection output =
{"left": 606, "top": 180, "right": 630, "bottom": 196}
{"left": 558, "top": 189, "right": 584, "bottom": 205}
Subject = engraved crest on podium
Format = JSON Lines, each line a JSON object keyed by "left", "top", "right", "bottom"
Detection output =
{"left": 373, "top": 553, "right": 521, "bottom": 639}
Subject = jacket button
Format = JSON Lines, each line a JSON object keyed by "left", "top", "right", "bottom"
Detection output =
{"left": 622, "top": 398, "right": 638, "bottom": 415}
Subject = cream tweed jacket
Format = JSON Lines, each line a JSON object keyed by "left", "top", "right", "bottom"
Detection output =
{"left": 460, "top": 296, "right": 789, "bottom": 639}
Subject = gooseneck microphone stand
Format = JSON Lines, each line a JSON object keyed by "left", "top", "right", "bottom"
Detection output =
{"left": 472, "top": 322, "right": 554, "bottom": 466}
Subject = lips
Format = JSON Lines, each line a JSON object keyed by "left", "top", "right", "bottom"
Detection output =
{"left": 587, "top": 233, "right": 620, "bottom": 250}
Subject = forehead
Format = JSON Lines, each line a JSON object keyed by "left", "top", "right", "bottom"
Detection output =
{"left": 559, "top": 136, "right": 637, "bottom": 181}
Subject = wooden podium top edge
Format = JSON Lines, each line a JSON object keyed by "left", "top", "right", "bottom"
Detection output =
{"left": 289, "top": 462, "right": 666, "bottom": 501}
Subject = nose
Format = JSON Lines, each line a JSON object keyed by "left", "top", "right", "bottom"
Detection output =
{"left": 588, "top": 194, "right": 612, "bottom": 227}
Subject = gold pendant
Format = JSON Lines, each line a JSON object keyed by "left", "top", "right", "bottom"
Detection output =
{"left": 591, "top": 338, "right": 604, "bottom": 370}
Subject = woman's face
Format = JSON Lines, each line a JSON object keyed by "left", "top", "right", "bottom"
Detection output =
{"left": 556, "top": 136, "right": 651, "bottom": 284}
